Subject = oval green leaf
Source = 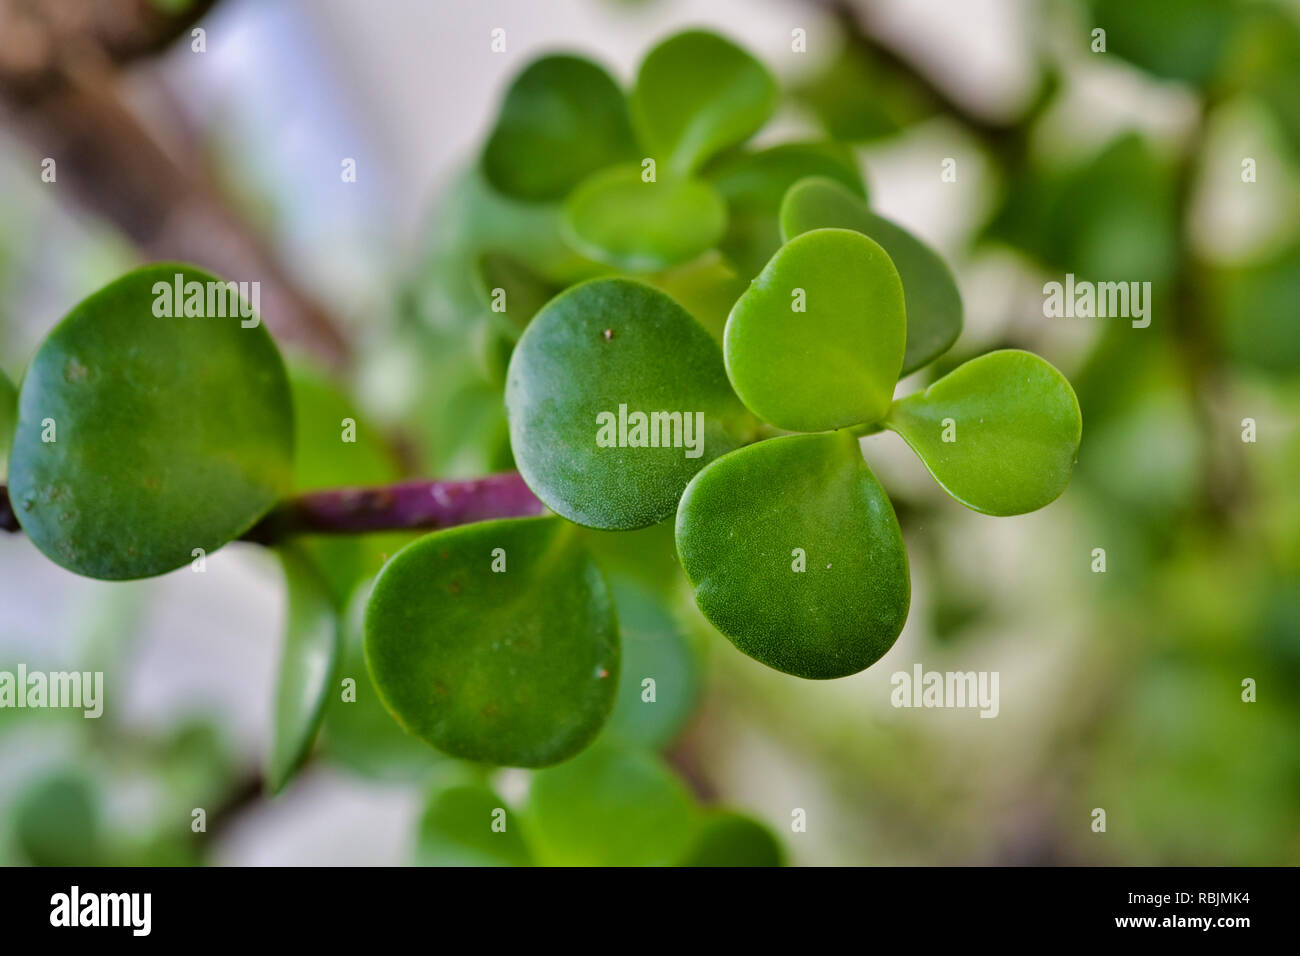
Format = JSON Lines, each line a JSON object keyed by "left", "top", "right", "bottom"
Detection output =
{"left": 724, "top": 228, "right": 906, "bottom": 431}
{"left": 885, "top": 350, "right": 1083, "bottom": 516}
{"left": 525, "top": 743, "right": 699, "bottom": 866}
{"left": 8, "top": 263, "right": 293, "bottom": 580}
{"left": 506, "top": 278, "right": 752, "bottom": 530}
{"left": 780, "top": 176, "right": 963, "bottom": 374}
{"left": 269, "top": 546, "right": 342, "bottom": 794}
{"left": 562, "top": 165, "right": 726, "bottom": 272}
{"left": 482, "top": 54, "right": 637, "bottom": 202}
{"left": 416, "top": 780, "right": 533, "bottom": 867}
{"left": 364, "top": 517, "right": 619, "bottom": 767}
{"left": 676, "top": 431, "right": 909, "bottom": 679}
{"left": 681, "top": 811, "right": 785, "bottom": 867}
{"left": 631, "top": 30, "right": 777, "bottom": 175}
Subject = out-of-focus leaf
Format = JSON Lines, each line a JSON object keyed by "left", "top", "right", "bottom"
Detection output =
{"left": 631, "top": 30, "right": 777, "bottom": 175}
{"left": 13, "top": 770, "right": 100, "bottom": 866}
{"left": 680, "top": 811, "right": 785, "bottom": 866}
{"left": 524, "top": 743, "right": 699, "bottom": 865}
{"left": 0, "top": 367, "right": 14, "bottom": 481}
{"left": 416, "top": 780, "right": 533, "bottom": 866}
{"left": 1214, "top": 243, "right": 1300, "bottom": 378}
{"left": 268, "top": 547, "right": 341, "bottom": 794}
{"left": 1089, "top": 0, "right": 1239, "bottom": 85}
{"left": 562, "top": 166, "right": 727, "bottom": 272}
{"left": 482, "top": 55, "right": 637, "bottom": 202}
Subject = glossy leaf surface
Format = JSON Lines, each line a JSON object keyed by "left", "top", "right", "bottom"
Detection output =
{"left": 506, "top": 278, "right": 751, "bottom": 529}
{"left": 676, "top": 432, "right": 909, "bottom": 679}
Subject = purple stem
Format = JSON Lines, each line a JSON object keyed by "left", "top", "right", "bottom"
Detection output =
{"left": 0, "top": 473, "right": 548, "bottom": 543}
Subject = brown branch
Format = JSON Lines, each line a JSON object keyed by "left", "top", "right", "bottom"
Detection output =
{"left": 0, "top": 0, "right": 351, "bottom": 366}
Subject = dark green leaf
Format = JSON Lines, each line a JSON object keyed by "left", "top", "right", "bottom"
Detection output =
{"left": 364, "top": 517, "right": 619, "bottom": 767}
{"left": 562, "top": 165, "right": 726, "bottom": 272}
{"left": 1089, "top": 0, "right": 1237, "bottom": 85}
{"left": 482, "top": 55, "right": 637, "bottom": 201}
{"left": 525, "top": 743, "right": 699, "bottom": 865}
{"left": 416, "top": 779, "right": 533, "bottom": 866}
{"left": 631, "top": 30, "right": 777, "bottom": 175}
{"left": 725, "top": 228, "right": 906, "bottom": 431}
{"left": 676, "top": 431, "right": 910, "bottom": 679}
{"left": 13, "top": 770, "right": 100, "bottom": 866}
{"left": 780, "top": 176, "right": 962, "bottom": 374}
{"left": 8, "top": 263, "right": 293, "bottom": 580}
{"left": 681, "top": 811, "right": 785, "bottom": 866}
{"left": 506, "top": 278, "right": 753, "bottom": 529}
{"left": 885, "top": 350, "right": 1083, "bottom": 516}
{"left": 268, "top": 546, "right": 342, "bottom": 794}
{"left": 0, "top": 367, "right": 14, "bottom": 482}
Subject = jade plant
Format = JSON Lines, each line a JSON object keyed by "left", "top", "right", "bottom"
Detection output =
{"left": 0, "top": 30, "right": 1080, "bottom": 855}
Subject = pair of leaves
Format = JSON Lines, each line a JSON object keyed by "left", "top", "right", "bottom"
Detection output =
{"left": 7, "top": 264, "right": 293, "bottom": 580}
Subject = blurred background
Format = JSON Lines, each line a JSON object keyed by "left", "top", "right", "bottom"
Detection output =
{"left": 0, "top": 0, "right": 1297, "bottom": 866}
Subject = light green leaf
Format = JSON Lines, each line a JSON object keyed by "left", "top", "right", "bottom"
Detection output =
{"left": 416, "top": 780, "right": 533, "bottom": 867}
{"left": 631, "top": 30, "right": 777, "bottom": 175}
{"left": 681, "top": 811, "right": 785, "bottom": 866}
{"left": 725, "top": 228, "right": 906, "bottom": 431}
{"left": 562, "top": 165, "right": 726, "bottom": 272}
{"left": 482, "top": 54, "right": 637, "bottom": 202}
{"left": 676, "top": 431, "right": 909, "bottom": 679}
{"left": 525, "top": 743, "right": 699, "bottom": 866}
{"left": 708, "top": 142, "right": 865, "bottom": 277}
{"left": 780, "top": 176, "right": 962, "bottom": 374}
{"left": 506, "top": 278, "right": 753, "bottom": 530}
{"left": 269, "top": 546, "right": 342, "bottom": 793}
{"left": 364, "top": 517, "right": 619, "bottom": 767}
{"left": 7, "top": 263, "right": 293, "bottom": 580}
{"left": 885, "top": 350, "right": 1083, "bottom": 516}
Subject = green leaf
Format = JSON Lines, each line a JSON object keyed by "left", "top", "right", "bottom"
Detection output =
{"left": 364, "top": 517, "right": 619, "bottom": 767}
{"left": 0, "top": 367, "right": 15, "bottom": 482}
{"left": 725, "top": 228, "right": 906, "bottom": 431}
{"left": 643, "top": 253, "right": 749, "bottom": 343}
{"left": 268, "top": 546, "right": 342, "bottom": 794}
{"left": 323, "top": 581, "right": 443, "bottom": 780}
{"left": 416, "top": 780, "right": 533, "bottom": 867}
{"left": 7, "top": 263, "right": 293, "bottom": 580}
{"left": 780, "top": 177, "right": 962, "bottom": 374}
{"left": 1089, "top": 0, "right": 1237, "bottom": 85}
{"left": 885, "top": 350, "right": 1083, "bottom": 516}
{"left": 562, "top": 165, "right": 726, "bottom": 272}
{"left": 13, "top": 770, "right": 101, "bottom": 866}
{"left": 681, "top": 811, "right": 785, "bottom": 866}
{"left": 708, "top": 142, "right": 865, "bottom": 278}
{"left": 482, "top": 55, "right": 638, "bottom": 202}
{"left": 604, "top": 577, "right": 701, "bottom": 749}
{"left": 524, "top": 743, "right": 699, "bottom": 866}
{"left": 676, "top": 431, "right": 909, "bottom": 679}
{"left": 506, "top": 278, "right": 752, "bottom": 530}
{"left": 631, "top": 30, "right": 777, "bottom": 175}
